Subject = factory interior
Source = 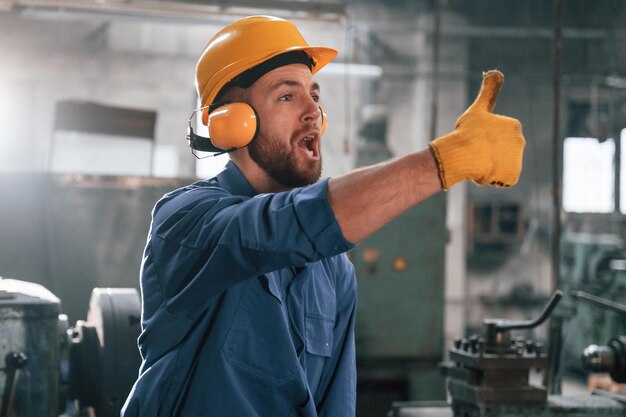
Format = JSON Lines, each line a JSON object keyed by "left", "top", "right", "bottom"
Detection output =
{"left": 1, "top": 0, "right": 626, "bottom": 416}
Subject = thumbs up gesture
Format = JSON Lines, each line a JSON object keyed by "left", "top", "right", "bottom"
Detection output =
{"left": 428, "top": 70, "right": 526, "bottom": 189}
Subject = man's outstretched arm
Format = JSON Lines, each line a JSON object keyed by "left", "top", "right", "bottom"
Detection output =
{"left": 328, "top": 70, "right": 526, "bottom": 243}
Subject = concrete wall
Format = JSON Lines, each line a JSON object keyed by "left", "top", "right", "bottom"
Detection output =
{"left": 0, "top": 13, "right": 355, "bottom": 178}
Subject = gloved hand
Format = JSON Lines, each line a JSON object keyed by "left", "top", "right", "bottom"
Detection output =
{"left": 428, "top": 70, "right": 526, "bottom": 189}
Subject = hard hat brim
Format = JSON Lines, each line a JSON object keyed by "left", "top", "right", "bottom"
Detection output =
{"left": 203, "top": 45, "right": 338, "bottom": 107}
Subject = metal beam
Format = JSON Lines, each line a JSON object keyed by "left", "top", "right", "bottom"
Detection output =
{"left": 2, "top": 0, "right": 347, "bottom": 22}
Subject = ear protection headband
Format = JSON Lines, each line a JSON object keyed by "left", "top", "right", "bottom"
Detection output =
{"left": 186, "top": 102, "right": 327, "bottom": 155}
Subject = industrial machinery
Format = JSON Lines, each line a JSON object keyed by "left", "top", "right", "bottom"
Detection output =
{"left": 441, "top": 291, "right": 563, "bottom": 415}
{"left": 0, "top": 277, "right": 141, "bottom": 417}
{"left": 559, "top": 232, "right": 626, "bottom": 376}
{"left": 575, "top": 290, "right": 626, "bottom": 385}
{"left": 389, "top": 290, "right": 626, "bottom": 417}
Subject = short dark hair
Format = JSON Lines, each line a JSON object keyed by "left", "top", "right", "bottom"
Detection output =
{"left": 214, "top": 50, "right": 313, "bottom": 104}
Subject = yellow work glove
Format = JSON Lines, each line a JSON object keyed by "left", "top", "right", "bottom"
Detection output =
{"left": 428, "top": 70, "right": 526, "bottom": 189}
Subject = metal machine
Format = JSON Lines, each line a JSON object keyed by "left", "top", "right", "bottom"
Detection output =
{"left": 0, "top": 278, "right": 141, "bottom": 417}
{"left": 440, "top": 291, "right": 563, "bottom": 415}
{"left": 576, "top": 290, "right": 626, "bottom": 386}
{"left": 559, "top": 232, "right": 626, "bottom": 377}
{"left": 389, "top": 291, "right": 626, "bottom": 417}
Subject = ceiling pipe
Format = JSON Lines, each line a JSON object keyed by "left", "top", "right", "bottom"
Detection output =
{"left": 4, "top": 0, "right": 347, "bottom": 23}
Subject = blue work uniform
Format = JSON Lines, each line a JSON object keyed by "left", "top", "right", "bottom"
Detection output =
{"left": 122, "top": 161, "right": 357, "bottom": 417}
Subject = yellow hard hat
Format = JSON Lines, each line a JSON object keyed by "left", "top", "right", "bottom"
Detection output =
{"left": 196, "top": 15, "right": 338, "bottom": 107}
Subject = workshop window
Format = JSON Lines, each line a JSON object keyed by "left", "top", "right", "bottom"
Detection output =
{"left": 563, "top": 136, "right": 615, "bottom": 213}
{"left": 49, "top": 100, "right": 180, "bottom": 176}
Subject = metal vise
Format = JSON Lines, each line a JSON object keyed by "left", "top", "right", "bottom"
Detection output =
{"left": 441, "top": 291, "right": 562, "bottom": 416}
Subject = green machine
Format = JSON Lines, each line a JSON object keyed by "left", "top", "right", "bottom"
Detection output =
{"left": 351, "top": 107, "right": 448, "bottom": 416}
{"left": 352, "top": 194, "right": 447, "bottom": 401}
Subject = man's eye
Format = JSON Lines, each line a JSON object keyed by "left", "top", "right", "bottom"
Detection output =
{"left": 312, "top": 95, "right": 320, "bottom": 103}
{"left": 279, "top": 94, "right": 292, "bottom": 102}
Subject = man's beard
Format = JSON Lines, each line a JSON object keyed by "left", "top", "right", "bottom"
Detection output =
{"left": 248, "top": 131, "right": 322, "bottom": 189}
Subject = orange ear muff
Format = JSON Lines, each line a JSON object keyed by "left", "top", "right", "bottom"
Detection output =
{"left": 207, "top": 102, "right": 258, "bottom": 150}
{"left": 201, "top": 107, "right": 210, "bottom": 125}
{"left": 320, "top": 106, "right": 327, "bottom": 136}
{"left": 195, "top": 102, "right": 322, "bottom": 152}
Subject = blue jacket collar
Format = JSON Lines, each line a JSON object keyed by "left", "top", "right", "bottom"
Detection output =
{"left": 216, "top": 160, "right": 258, "bottom": 198}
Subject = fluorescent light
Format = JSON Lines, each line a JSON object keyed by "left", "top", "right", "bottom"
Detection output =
{"left": 320, "top": 63, "right": 382, "bottom": 78}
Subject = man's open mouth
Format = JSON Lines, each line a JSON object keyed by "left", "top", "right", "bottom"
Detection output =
{"left": 297, "top": 132, "right": 320, "bottom": 160}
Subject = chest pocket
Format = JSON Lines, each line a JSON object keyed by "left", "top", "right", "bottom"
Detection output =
{"left": 304, "top": 313, "right": 334, "bottom": 357}
{"left": 223, "top": 278, "right": 299, "bottom": 386}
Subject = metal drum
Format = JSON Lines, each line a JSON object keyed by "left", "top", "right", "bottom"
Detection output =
{"left": 69, "top": 288, "right": 142, "bottom": 417}
{"left": 0, "top": 277, "right": 61, "bottom": 417}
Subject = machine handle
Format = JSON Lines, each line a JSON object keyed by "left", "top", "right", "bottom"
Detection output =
{"left": 484, "top": 290, "right": 563, "bottom": 331}
{"left": 571, "top": 290, "right": 626, "bottom": 316}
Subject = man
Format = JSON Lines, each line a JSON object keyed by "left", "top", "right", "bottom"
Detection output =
{"left": 122, "top": 15, "right": 525, "bottom": 417}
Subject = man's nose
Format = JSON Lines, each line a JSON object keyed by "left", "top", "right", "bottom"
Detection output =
{"left": 302, "top": 98, "right": 322, "bottom": 123}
